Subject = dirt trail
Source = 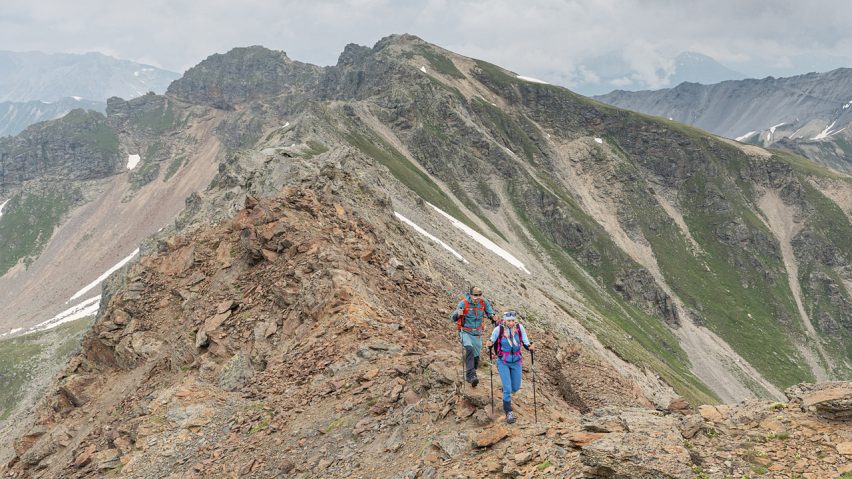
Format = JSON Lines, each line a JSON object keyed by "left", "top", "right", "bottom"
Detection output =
{"left": 758, "top": 189, "right": 830, "bottom": 380}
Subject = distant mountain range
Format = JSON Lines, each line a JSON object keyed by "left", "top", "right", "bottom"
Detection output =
{"left": 595, "top": 68, "right": 852, "bottom": 172}
{"left": 0, "top": 51, "right": 179, "bottom": 137}
{"left": 0, "top": 98, "right": 105, "bottom": 137}
{"left": 0, "top": 51, "right": 179, "bottom": 103}
{"left": 571, "top": 51, "right": 746, "bottom": 96}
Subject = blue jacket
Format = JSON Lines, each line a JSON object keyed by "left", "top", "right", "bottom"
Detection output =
{"left": 451, "top": 293, "right": 494, "bottom": 335}
{"left": 490, "top": 324, "right": 530, "bottom": 364}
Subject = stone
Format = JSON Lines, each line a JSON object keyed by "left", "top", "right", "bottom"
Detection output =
{"left": 837, "top": 442, "right": 852, "bottom": 455}
{"left": 562, "top": 432, "right": 604, "bottom": 448}
{"left": 94, "top": 449, "right": 121, "bottom": 470}
{"left": 218, "top": 352, "right": 254, "bottom": 391}
{"left": 513, "top": 451, "right": 532, "bottom": 465}
{"left": 13, "top": 426, "right": 47, "bottom": 457}
{"left": 73, "top": 444, "right": 97, "bottom": 468}
{"left": 698, "top": 405, "right": 724, "bottom": 423}
{"left": 433, "top": 432, "right": 470, "bottom": 458}
{"left": 473, "top": 426, "right": 510, "bottom": 448}
{"left": 668, "top": 397, "right": 691, "bottom": 414}
{"left": 680, "top": 415, "right": 704, "bottom": 439}
{"left": 471, "top": 409, "right": 493, "bottom": 426}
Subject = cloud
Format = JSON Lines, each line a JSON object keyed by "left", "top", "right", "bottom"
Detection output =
{"left": 0, "top": 0, "right": 850, "bottom": 93}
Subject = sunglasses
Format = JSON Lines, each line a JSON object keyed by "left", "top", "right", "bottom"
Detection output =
{"left": 471, "top": 293, "right": 482, "bottom": 297}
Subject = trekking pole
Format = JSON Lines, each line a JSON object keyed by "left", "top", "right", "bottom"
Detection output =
{"left": 531, "top": 350, "right": 538, "bottom": 423}
{"left": 489, "top": 347, "right": 494, "bottom": 415}
{"left": 460, "top": 344, "right": 465, "bottom": 394}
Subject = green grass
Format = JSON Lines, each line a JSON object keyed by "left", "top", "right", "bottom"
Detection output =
{"left": 470, "top": 97, "right": 544, "bottom": 165}
{"left": 0, "top": 315, "right": 93, "bottom": 420}
{"left": 417, "top": 48, "right": 465, "bottom": 79}
{"left": 300, "top": 140, "right": 329, "bottom": 159}
{"left": 506, "top": 178, "right": 717, "bottom": 405}
{"left": 60, "top": 109, "right": 120, "bottom": 158}
{"left": 0, "top": 188, "right": 80, "bottom": 275}
{"left": 652, "top": 175, "right": 815, "bottom": 388}
{"left": 127, "top": 99, "right": 180, "bottom": 134}
{"left": 344, "top": 130, "right": 480, "bottom": 233}
{"left": 163, "top": 155, "right": 187, "bottom": 181}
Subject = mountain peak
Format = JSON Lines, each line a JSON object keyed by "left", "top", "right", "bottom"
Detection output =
{"left": 166, "top": 45, "right": 320, "bottom": 108}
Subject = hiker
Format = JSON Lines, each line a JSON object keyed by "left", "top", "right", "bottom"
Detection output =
{"left": 487, "top": 310, "right": 534, "bottom": 424}
{"left": 451, "top": 286, "right": 495, "bottom": 387}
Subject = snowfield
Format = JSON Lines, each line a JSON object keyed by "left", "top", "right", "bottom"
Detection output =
{"left": 69, "top": 248, "right": 140, "bottom": 301}
{"left": 0, "top": 198, "right": 8, "bottom": 218}
{"left": 516, "top": 75, "right": 549, "bottom": 85}
{"left": 735, "top": 131, "right": 757, "bottom": 142}
{"left": 395, "top": 212, "right": 468, "bottom": 263}
{"left": 428, "top": 203, "right": 531, "bottom": 274}
{"left": 127, "top": 154, "right": 141, "bottom": 170}
{"left": 29, "top": 295, "right": 101, "bottom": 334}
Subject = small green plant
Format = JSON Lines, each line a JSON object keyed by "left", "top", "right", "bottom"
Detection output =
{"left": 248, "top": 418, "right": 270, "bottom": 434}
{"left": 536, "top": 459, "right": 552, "bottom": 471}
{"left": 704, "top": 426, "right": 719, "bottom": 438}
{"left": 691, "top": 465, "right": 711, "bottom": 479}
{"left": 768, "top": 402, "right": 787, "bottom": 410}
{"left": 750, "top": 464, "right": 768, "bottom": 475}
{"left": 323, "top": 417, "right": 345, "bottom": 433}
{"left": 683, "top": 439, "right": 694, "bottom": 449}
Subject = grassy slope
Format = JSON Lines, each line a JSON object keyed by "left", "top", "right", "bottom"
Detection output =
{"left": 0, "top": 316, "right": 93, "bottom": 420}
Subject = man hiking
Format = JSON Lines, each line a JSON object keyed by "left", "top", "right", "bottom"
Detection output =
{"left": 487, "top": 310, "right": 535, "bottom": 424}
{"left": 451, "top": 286, "right": 495, "bottom": 387}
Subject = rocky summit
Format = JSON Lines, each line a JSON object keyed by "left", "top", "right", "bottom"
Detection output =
{"left": 0, "top": 34, "right": 850, "bottom": 478}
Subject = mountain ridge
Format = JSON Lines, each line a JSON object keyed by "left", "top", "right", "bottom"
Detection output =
{"left": 0, "top": 34, "right": 848, "bottom": 431}
{"left": 595, "top": 67, "right": 852, "bottom": 172}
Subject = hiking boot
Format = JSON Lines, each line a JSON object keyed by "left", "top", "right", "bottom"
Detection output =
{"left": 506, "top": 411, "right": 516, "bottom": 424}
{"left": 471, "top": 377, "right": 479, "bottom": 388}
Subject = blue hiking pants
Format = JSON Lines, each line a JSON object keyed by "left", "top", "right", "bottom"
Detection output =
{"left": 497, "top": 359, "right": 522, "bottom": 412}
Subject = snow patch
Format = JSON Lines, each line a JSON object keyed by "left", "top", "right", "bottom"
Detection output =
{"left": 516, "top": 75, "right": 549, "bottom": 85}
{"left": 394, "top": 212, "right": 468, "bottom": 263}
{"left": 69, "top": 248, "right": 140, "bottom": 302}
{"left": 0, "top": 327, "right": 23, "bottom": 339}
{"left": 428, "top": 203, "right": 531, "bottom": 274}
{"left": 420, "top": 66, "right": 427, "bottom": 73}
{"left": 843, "top": 100, "right": 851, "bottom": 109}
{"left": 30, "top": 295, "right": 101, "bottom": 333}
{"left": 0, "top": 199, "right": 8, "bottom": 218}
{"left": 594, "top": 138, "right": 603, "bottom": 144}
{"left": 133, "top": 70, "right": 140, "bottom": 77}
{"left": 735, "top": 131, "right": 757, "bottom": 142}
{"left": 766, "top": 122, "right": 785, "bottom": 142}
{"left": 126, "top": 154, "right": 141, "bottom": 170}
{"left": 71, "top": 96, "right": 82, "bottom": 101}
{"left": 812, "top": 120, "right": 838, "bottom": 140}
{"left": 283, "top": 122, "right": 290, "bottom": 128}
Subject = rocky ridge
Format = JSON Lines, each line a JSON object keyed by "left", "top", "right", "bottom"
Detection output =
{"left": 2, "top": 176, "right": 851, "bottom": 478}
{"left": 1, "top": 34, "right": 850, "bottom": 451}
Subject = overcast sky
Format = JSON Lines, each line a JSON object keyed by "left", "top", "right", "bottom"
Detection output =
{"left": 3, "top": 0, "right": 852, "bottom": 94}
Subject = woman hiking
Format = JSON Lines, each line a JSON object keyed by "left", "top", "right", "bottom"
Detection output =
{"left": 486, "top": 310, "right": 534, "bottom": 424}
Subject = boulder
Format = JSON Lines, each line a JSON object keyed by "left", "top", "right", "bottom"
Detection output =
{"left": 218, "top": 352, "right": 254, "bottom": 391}
{"left": 785, "top": 382, "right": 852, "bottom": 420}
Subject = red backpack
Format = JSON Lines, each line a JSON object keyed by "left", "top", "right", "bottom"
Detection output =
{"left": 456, "top": 296, "right": 486, "bottom": 333}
